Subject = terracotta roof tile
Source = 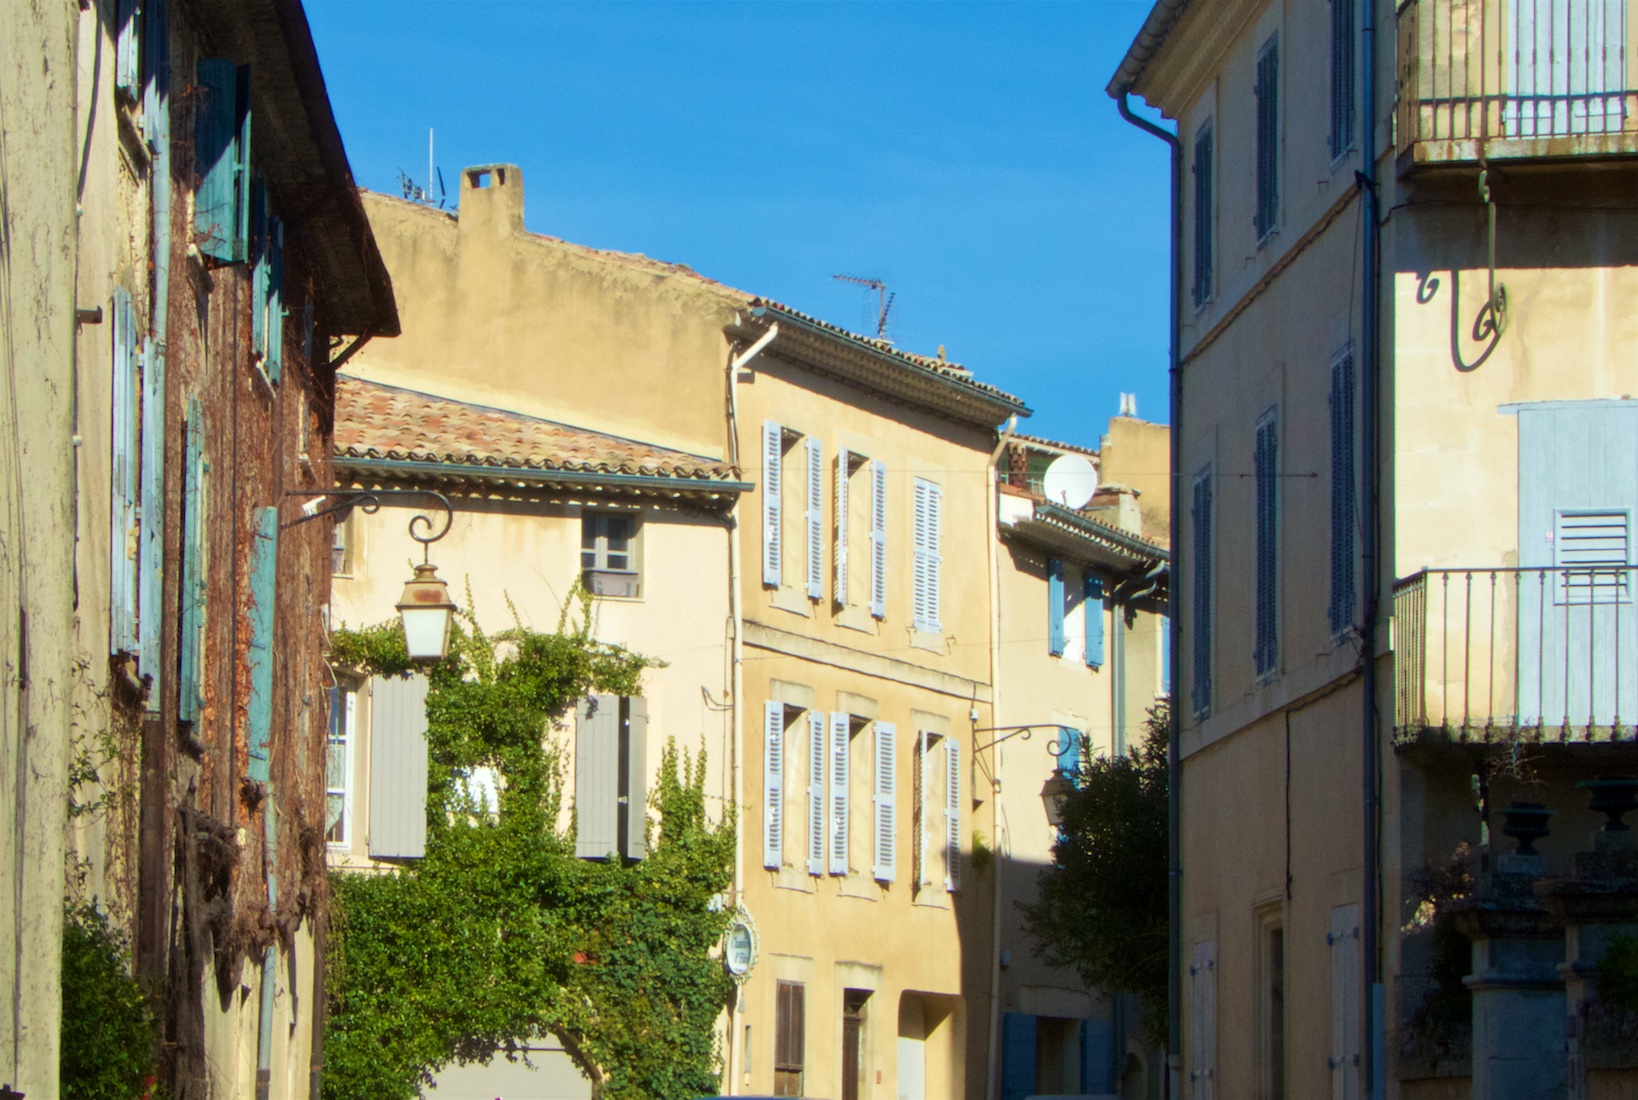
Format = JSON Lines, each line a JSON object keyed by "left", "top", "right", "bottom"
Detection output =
{"left": 334, "top": 375, "right": 740, "bottom": 481}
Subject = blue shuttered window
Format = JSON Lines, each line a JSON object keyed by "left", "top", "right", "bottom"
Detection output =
{"left": 1085, "top": 574, "right": 1105, "bottom": 669}
{"left": 194, "top": 60, "right": 251, "bottom": 264}
{"left": 266, "top": 217, "right": 285, "bottom": 380}
{"left": 1329, "top": 352, "right": 1357, "bottom": 634}
{"left": 1000, "top": 1013, "right": 1037, "bottom": 1100}
{"left": 1191, "top": 467, "right": 1214, "bottom": 718}
{"left": 1192, "top": 121, "right": 1214, "bottom": 309}
{"left": 110, "top": 289, "right": 140, "bottom": 657}
{"left": 1255, "top": 409, "right": 1280, "bottom": 679}
{"left": 1330, "top": 0, "right": 1358, "bottom": 159}
{"left": 115, "top": 0, "right": 142, "bottom": 98}
{"left": 178, "top": 399, "right": 208, "bottom": 725}
{"left": 249, "top": 179, "right": 286, "bottom": 384}
{"left": 246, "top": 507, "right": 278, "bottom": 784}
{"left": 1047, "top": 558, "right": 1066, "bottom": 656}
{"left": 1254, "top": 34, "right": 1280, "bottom": 243}
{"left": 138, "top": 300, "right": 165, "bottom": 703}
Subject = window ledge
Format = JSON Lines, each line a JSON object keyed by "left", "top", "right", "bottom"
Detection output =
{"left": 910, "top": 630, "right": 945, "bottom": 654}
{"left": 911, "top": 889, "right": 951, "bottom": 910}
{"left": 773, "top": 867, "right": 814, "bottom": 893}
{"left": 834, "top": 603, "right": 876, "bottom": 634}
{"left": 769, "top": 586, "right": 812, "bottom": 618}
{"left": 837, "top": 875, "right": 881, "bottom": 902}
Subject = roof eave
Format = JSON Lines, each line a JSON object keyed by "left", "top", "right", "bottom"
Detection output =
{"left": 1003, "top": 500, "right": 1169, "bottom": 573}
{"left": 335, "top": 456, "right": 752, "bottom": 509}
{"left": 1106, "top": 0, "right": 1193, "bottom": 100}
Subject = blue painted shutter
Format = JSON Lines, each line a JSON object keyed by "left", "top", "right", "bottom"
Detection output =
{"left": 1330, "top": 0, "right": 1357, "bottom": 157}
{"left": 1255, "top": 411, "right": 1279, "bottom": 678}
{"left": 266, "top": 217, "right": 285, "bottom": 382}
{"left": 1191, "top": 122, "right": 1213, "bottom": 308}
{"left": 1047, "top": 558, "right": 1066, "bottom": 656}
{"left": 246, "top": 507, "right": 278, "bottom": 784}
{"left": 805, "top": 436, "right": 823, "bottom": 599}
{"left": 1081, "top": 1017, "right": 1114, "bottom": 1094}
{"left": 1059, "top": 729, "right": 1082, "bottom": 779}
{"left": 115, "top": 0, "right": 142, "bottom": 97}
{"left": 1192, "top": 468, "right": 1214, "bottom": 717}
{"left": 178, "top": 399, "right": 207, "bottom": 725}
{"left": 828, "top": 711, "right": 850, "bottom": 875}
{"left": 110, "top": 289, "right": 140, "bottom": 656}
{"left": 869, "top": 460, "right": 887, "bottom": 618}
{"left": 138, "top": 304, "right": 167, "bottom": 704}
{"left": 1329, "top": 353, "right": 1357, "bottom": 634}
{"left": 1254, "top": 35, "right": 1280, "bottom": 241}
{"left": 872, "top": 721, "right": 896, "bottom": 882}
{"left": 1000, "top": 1013, "right": 1037, "bottom": 1100}
{"left": 761, "top": 421, "right": 782, "bottom": 587}
{"left": 763, "top": 701, "right": 784, "bottom": 869}
{"left": 1085, "top": 574, "right": 1105, "bottom": 668}
{"left": 250, "top": 177, "right": 268, "bottom": 356}
{"left": 1162, "top": 612, "right": 1173, "bottom": 695}
{"left": 193, "top": 60, "right": 250, "bottom": 263}
{"left": 806, "top": 711, "right": 826, "bottom": 876}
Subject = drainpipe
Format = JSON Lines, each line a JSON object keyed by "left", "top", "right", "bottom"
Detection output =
{"left": 257, "top": 795, "right": 277, "bottom": 1100}
{"left": 983, "top": 414, "right": 1016, "bottom": 1100}
{"left": 1114, "top": 90, "right": 1182, "bottom": 1098}
{"left": 1359, "top": 0, "right": 1385, "bottom": 1095}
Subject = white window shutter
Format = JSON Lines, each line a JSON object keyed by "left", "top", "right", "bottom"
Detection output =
{"left": 834, "top": 448, "right": 850, "bottom": 605}
{"left": 763, "top": 700, "right": 785, "bottom": 869}
{"left": 762, "top": 421, "right": 782, "bottom": 587}
{"left": 807, "top": 711, "right": 826, "bottom": 875}
{"left": 1330, "top": 904, "right": 1361, "bottom": 1100}
{"left": 1190, "top": 940, "right": 1216, "bottom": 1100}
{"left": 872, "top": 721, "right": 897, "bottom": 882}
{"left": 912, "top": 479, "right": 942, "bottom": 633}
{"left": 945, "top": 738, "right": 961, "bottom": 892}
{"left": 805, "top": 436, "right": 823, "bottom": 600}
{"left": 829, "top": 712, "right": 850, "bottom": 875}
{"left": 869, "top": 461, "right": 888, "bottom": 618}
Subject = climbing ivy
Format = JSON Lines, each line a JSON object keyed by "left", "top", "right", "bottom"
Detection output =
{"left": 323, "top": 593, "right": 735, "bottom": 1100}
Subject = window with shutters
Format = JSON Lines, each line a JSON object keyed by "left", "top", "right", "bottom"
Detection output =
{"left": 326, "top": 686, "right": 357, "bottom": 846}
{"left": 582, "top": 512, "right": 641, "bottom": 598}
{"left": 1329, "top": 0, "right": 1357, "bottom": 161}
{"left": 913, "top": 729, "right": 945, "bottom": 892}
{"left": 1192, "top": 119, "right": 1215, "bottom": 309}
{"left": 774, "top": 981, "right": 805, "bottom": 1097}
{"left": 1254, "top": 33, "right": 1281, "bottom": 245}
{"left": 332, "top": 510, "right": 355, "bottom": 578}
{"left": 575, "top": 694, "right": 648, "bottom": 861}
{"left": 1329, "top": 351, "right": 1357, "bottom": 635}
{"left": 833, "top": 448, "right": 875, "bottom": 614}
{"left": 1191, "top": 466, "right": 1215, "bottom": 718}
{"left": 912, "top": 478, "right": 942, "bottom": 634}
{"left": 762, "top": 422, "right": 819, "bottom": 606}
{"left": 1255, "top": 409, "right": 1280, "bottom": 680}
{"left": 1084, "top": 574, "right": 1106, "bottom": 670}
{"left": 249, "top": 179, "right": 287, "bottom": 385}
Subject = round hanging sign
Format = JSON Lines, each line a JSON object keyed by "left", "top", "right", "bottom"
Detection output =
{"left": 723, "top": 907, "right": 757, "bottom": 983}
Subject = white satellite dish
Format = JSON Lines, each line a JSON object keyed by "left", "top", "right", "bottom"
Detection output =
{"left": 1041, "top": 453, "right": 1098, "bottom": 510}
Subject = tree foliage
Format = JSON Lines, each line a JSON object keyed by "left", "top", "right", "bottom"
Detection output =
{"left": 1022, "top": 700, "right": 1169, "bottom": 1044}
{"left": 323, "top": 594, "right": 735, "bottom": 1100}
{"left": 61, "top": 902, "right": 157, "bottom": 1099}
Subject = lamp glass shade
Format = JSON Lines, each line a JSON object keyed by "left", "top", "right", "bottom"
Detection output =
{"left": 1040, "top": 772, "right": 1074, "bottom": 828}
{"left": 396, "top": 562, "right": 456, "bottom": 661}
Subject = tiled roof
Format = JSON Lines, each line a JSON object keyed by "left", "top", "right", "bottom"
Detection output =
{"left": 1011, "top": 432, "right": 1100, "bottom": 459}
{"left": 334, "top": 375, "right": 740, "bottom": 482}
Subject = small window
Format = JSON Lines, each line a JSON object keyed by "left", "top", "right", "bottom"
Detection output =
{"left": 326, "top": 686, "right": 356, "bottom": 845}
{"left": 582, "top": 512, "right": 640, "bottom": 598}
{"left": 332, "top": 510, "right": 354, "bottom": 578}
{"left": 774, "top": 981, "right": 805, "bottom": 1097}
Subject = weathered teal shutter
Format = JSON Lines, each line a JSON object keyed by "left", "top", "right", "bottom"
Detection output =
{"left": 115, "top": 0, "right": 143, "bottom": 97}
{"left": 246, "top": 507, "right": 278, "bottom": 784}
{"left": 1000, "top": 1013, "right": 1037, "bottom": 1100}
{"left": 138, "top": 301, "right": 167, "bottom": 704}
{"left": 266, "top": 216, "right": 285, "bottom": 382}
{"left": 110, "top": 289, "right": 140, "bottom": 656}
{"left": 1048, "top": 558, "right": 1066, "bottom": 656}
{"left": 1085, "top": 574, "right": 1105, "bottom": 669}
{"left": 622, "top": 696, "right": 647, "bottom": 860}
{"left": 178, "top": 399, "right": 207, "bottom": 725}
{"left": 1255, "top": 410, "right": 1279, "bottom": 678}
{"left": 575, "top": 694, "right": 619, "bottom": 859}
{"left": 250, "top": 177, "right": 268, "bottom": 355}
{"left": 193, "top": 60, "right": 250, "bottom": 263}
{"left": 369, "top": 675, "right": 430, "bottom": 859}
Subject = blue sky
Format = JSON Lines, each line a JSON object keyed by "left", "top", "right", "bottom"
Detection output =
{"left": 305, "top": 1, "right": 1171, "bottom": 446}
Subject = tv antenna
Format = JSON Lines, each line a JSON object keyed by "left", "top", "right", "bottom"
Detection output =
{"left": 832, "top": 274, "right": 895, "bottom": 340}
{"left": 397, "top": 128, "right": 447, "bottom": 208}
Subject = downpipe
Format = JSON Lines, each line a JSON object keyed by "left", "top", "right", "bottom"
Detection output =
{"left": 257, "top": 793, "right": 277, "bottom": 1100}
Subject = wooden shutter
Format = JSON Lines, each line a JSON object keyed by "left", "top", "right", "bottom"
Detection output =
{"left": 872, "top": 721, "right": 897, "bottom": 881}
{"left": 1330, "top": 904, "right": 1361, "bottom": 1100}
{"left": 250, "top": 178, "right": 268, "bottom": 356}
{"left": 828, "top": 711, "right": 850, "bottom": 875}
{"left": 805, "top": 436, "right": 823, "bottom": 599}
{"left": 368, "top": 674, "right": 430, "bottom": 859}
{"left": 266, "top": 217, "right": 285, "bottom": 382}
{"left": 870, "top": 460, "right": 887, "bottom": 618}
{"left": 109, "top": 288, "right": 139, "bottom": 656}
{"left": 806, "top": 710, "right": 825, "bottom": 875}
{"left": 622, "top": 696, "right": 648, "bottom": 860}
{"left": 835, "top": 449, "right": 850, "bottom": 604}
{"left": 1330, "top": 0, "right": 1357, "bottom": 158}
{"left": 1190, "top": 940, "right": 1217, "bottom": 1100}
{"left": 1048, "top": 558, "right": 1066, "bottom": 656}
{"left": 761, "top": 421, "right": 782, "bottom": 587}
{"left": 944, "top": 738, "right": 961, "bottom": 892}
{"left": 1000, "top": 1013, "right": 1037, "bottom": 1100}
{"left": 115, "top": 0, "right": 142, "bottom": 96}
{"left": 1255, "top": 410, "right": 1279, "bottom": 677}
{"left": 246, "top": 507, "right": 277, "bottom": 784}
{"left": 1085, "top": 574, "right": 1105, "bottom": 669}
{"left": 178, "top": 399, "right": 208, "bottom": 726}
{"left": 762, "top": 700, "right": 785, "bottom": 869}
{"left": 138, "top": 320, "right": 167, "bottom": 702}
{"left": 912, "top": 478, "right": 942, "bottom": 633}
{"left": 1329, "top": 352, "right": 1357, "bottom": 633}
{"left": 1081, "top": 1017, "right": 1114, "bottom": 1094}
{"left": 1192, "top": 467, "right": 1214, "bottom": 717}
{"left": 1192, "top": 121, "right": 1214, "bottom": 308}
{"left": 1255, "top": 34, "right": 1280, "bottom": 241}
{"left": 193, "top": 60, "right": 250, "bottom": 263}
{"left": 575, "top": 694, "right": 620, "bottom": 859}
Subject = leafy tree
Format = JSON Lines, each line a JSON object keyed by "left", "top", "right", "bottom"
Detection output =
{"left": 1022, "top": 700, "right": 1170, "bottom": 1044}
{"left": 61, "top": 902, "right": 156, "bottom": 1099}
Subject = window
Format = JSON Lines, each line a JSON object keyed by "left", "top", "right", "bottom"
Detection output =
{"left": 912, "top": 478, "right": 942, "bottom": 633}
{"left": 332, "top": 509, "right": 354, "bottom": 578}
{"left": 575, "top": 694, "right": 648, "bottom": 860}
{"left": 908, "top": 732, "right": 962, "bottom": 892}
{"left": 834, "top": 448, "right": 879, "bottom": 612}
{"left": 774, "top": 981, "right": 805, "bottom": 1097}
{"left": 1329, "top": 0, "right": 1357, "bottom": 159}
{"left": 1255, "top": 410, "right": 1280, "bottom": 679}
{"left": 1192, "top": 120, "right": 1214, "bottom": 308}
{"left": 249, "top": 179, "right": 286, "bottom": 383}
{"left": 1254, "top": 34, "right": 1281, "bottom": 244}
{"left": 582, "top": 512, "right": 640, "bottom": 598}
{"left": 762, "top": 422, "right": 824, "bottom": 601}
{"left": 194, "top": 59, "right": 252, "bottom": 264}
{"left": 326, "top": 686, "right": 356, "bottom": 845}
{"left": 1191, "top": 467, "right": 1215, "bottom": 718}
{"left": 1329, "top": 352, "right": 1357, "bottom": 634}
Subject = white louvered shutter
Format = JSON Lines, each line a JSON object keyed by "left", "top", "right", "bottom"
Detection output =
{"left": 805, "top": 436, "right": 824, "bottom": 600}
{"left": 872, "top": 721, "right": 897, "bottom": 881}
{"left": 763, "top": 701, "right": 785, "bottom": 869}
{"left": 762, "top": 421, "right": 782, "bottom": 587}
{"left": 1190, "top": 940, "right": 1217, "bottom": 1100}
{"left": 945, "top": 738, "right": 961, "bottom": 892}
{"left": 870, "top": 461, "right": 888, "bottom": 618}
{"left": 1330, "top": 904, "right": 1361, "bottom": 1100}
{"left": 834, "top": 448, "right": 850, "bottom": 605}
{"left": 912, "top": 479, "right": 943, "bottom": 633}
{"left": 829, "top": 712, "right": 850, "bottom": 875}
{"left": 807, "top": 711, "right": 826, "bottom": 875}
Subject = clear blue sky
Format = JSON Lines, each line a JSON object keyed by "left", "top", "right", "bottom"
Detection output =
{"left": 306, "top": 1, "right": 1172, "bottom": 447}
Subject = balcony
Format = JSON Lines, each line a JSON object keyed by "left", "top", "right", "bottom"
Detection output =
{"left": 1394, "top": 566, "right": 1638, "bottom": 743}
{"left": 1396, "top": 0, "right": 1638, "bottom": 167}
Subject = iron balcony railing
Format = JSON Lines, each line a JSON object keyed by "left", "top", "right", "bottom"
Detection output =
{"left": 1395, "top": 565, "right": 1637, "bottom": 741}
{"left": 1397, "top": 0, "right": 1637, "bottom": 156}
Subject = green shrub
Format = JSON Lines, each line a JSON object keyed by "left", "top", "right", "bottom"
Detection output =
{"left": 61, "top": 902, "right": 155, "bottom": 1100}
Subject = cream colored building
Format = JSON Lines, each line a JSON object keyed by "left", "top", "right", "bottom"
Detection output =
{"left": 1113, "top": 1, "right": 1638, "bottom": 1098}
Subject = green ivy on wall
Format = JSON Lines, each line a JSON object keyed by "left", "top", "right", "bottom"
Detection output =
{"left": 323, "top": 595, "right": 735, "bottom": 1100}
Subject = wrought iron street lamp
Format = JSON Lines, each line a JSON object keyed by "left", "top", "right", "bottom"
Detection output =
{"left": 971, "top": 723, "right": 1082, "bottom": 827}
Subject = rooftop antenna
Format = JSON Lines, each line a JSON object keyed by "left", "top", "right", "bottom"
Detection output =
{"left": 397, "top": 128, "right": 447, "bottom": 208}
{"left": 832, "top": 274, "right": 895, "bottom": 340}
